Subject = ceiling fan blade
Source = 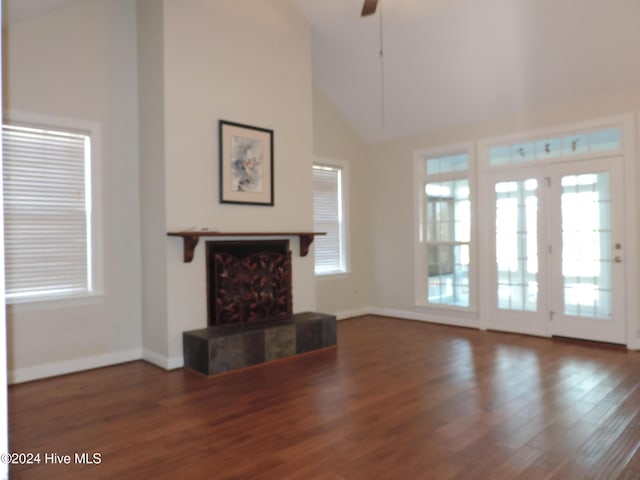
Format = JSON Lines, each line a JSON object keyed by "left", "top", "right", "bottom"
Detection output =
{"left": 361, "top": 0, "right": 378, "bottom": 16}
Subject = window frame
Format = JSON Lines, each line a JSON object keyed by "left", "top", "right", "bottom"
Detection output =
{"left": 413, "top": 143, "right": 476, "bottom": 313}
{"left": 3, "top": 111, "right": 103, "bottom": 306}
{"left": 479, "top": 117, "right": 626, "bottom": 173}
{"left": 312, "top": 158, "right": 350, "bottom": 278}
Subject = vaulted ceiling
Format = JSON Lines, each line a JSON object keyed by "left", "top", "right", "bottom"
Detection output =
{"left": 294, "top": 0, "right": 640, "bottom": 142}
{"left": 6, "top": 0, "right": 640, "bottom": 144}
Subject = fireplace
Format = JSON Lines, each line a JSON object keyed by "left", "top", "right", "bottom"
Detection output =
{"left": 206, "top": 240, "right": 292, "bottom": 326}
{"left": 183, "top": 237, "right": 337, "bottom": 376}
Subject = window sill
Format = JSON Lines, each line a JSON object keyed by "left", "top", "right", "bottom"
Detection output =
{"left": 6, "top": 291, "right": 104, "bottom": 313}
{"left": 315, "top": 271, "right": 351, "bottom": 281}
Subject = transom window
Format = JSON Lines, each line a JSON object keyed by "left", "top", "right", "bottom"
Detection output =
{"left": 489, "top": 126, "right": 621, "bottom": 166}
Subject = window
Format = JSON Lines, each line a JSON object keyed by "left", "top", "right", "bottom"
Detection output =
{"left": 313, "top": 162, "right": 348, "bottom": 276}
{"left": 3, "top": 122, "right": 95, "bottom": 302}
{"left": 416, "top": 151, "right": 471, "bottom": 308}
{"left": 489, "top": 126, "right": 622, "bottom": 166}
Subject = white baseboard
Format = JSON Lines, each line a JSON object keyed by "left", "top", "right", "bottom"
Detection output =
{"left": 368, "top": 307, "right": 480, "bottom": 330}
{"left": 142, "top": 349, "right": 183, "bottom": 370}
{"left": 335, "top": 307, "right": 370, "bottom": 321}
{"left": 625, "top": 336, "right": 640, "bottom": 350}
{"left": 9, "top": 348, "right": 143, "bottom": 384}
{"left": 167, "top": 356, "right": 184, "bottom": 369}
{"left": 7, "top": 310, "right": 480, "bottom": 384}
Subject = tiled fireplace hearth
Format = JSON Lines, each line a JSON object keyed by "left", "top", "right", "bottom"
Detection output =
{"left": 183, "top": 312, "right": 336, "bottom": 375}
{"left": 182, "top": 239, "right": 336, "bottom": 376}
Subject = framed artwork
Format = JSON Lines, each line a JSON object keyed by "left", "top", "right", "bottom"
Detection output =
{"left": 219, "top": 120, "right": 274, "bottom": 206}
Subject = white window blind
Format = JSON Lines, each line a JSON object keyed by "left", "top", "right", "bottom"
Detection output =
{"left": 3, "top": 124, "right": 92, "bottom": 301}
{"left": 313, "top": 164, "right": 346, "bottom": 275}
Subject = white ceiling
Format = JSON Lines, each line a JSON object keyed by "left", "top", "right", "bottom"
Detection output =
{"left": 294, "top": 0, "right": 640, "bottom": 143}
{"left": 5, "top": 0, "right": 640, "bottom": 143}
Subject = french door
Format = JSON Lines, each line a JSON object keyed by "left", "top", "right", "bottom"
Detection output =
{"left": 488, "top": 156, "right": 626, "bottom": 344}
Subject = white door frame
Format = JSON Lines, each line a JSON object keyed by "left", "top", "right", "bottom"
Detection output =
{"left": 478, "top": 114, "right": 637, "bottom": 347}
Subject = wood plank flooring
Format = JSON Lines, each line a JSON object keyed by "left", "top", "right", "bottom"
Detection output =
{"left": 8, "top": 315, "right": 640, "bottom": 479}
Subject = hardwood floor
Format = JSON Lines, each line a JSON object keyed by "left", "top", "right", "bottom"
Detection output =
{"left": 8, "top": 315, "right": 640, "bottom": 479}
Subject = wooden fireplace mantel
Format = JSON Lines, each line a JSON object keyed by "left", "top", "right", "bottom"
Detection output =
{"left": 166, "top": 231, "right": 325, "bottom": 263}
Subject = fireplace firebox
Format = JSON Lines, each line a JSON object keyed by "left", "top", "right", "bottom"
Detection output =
{"left": 206, "top": 240, "right": 292, "bottom": 326}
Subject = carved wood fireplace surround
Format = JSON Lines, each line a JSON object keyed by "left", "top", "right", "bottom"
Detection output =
{"left": 177, "top": 235, "right": 337, "bottom": 376}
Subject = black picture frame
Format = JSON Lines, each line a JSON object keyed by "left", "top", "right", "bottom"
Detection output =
{"left": 219, "top": 120, "right": 274, "bottom": 206}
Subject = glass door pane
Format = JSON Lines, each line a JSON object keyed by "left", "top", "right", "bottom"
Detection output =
{"left": 560, "top": 172, "right": 612, "bottom": 318}
{"left": 495, "top": 179, "right": 539, "bottom": 312}
{"left": 549, "top": 157, "right": 625, "bottom": 345}
{"left": 488, "top": 157, "right": 625, "bottom": 344}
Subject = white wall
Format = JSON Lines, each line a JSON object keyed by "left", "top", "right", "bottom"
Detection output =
{"left": 3, "top": 0, "right": 316, "bottom": 380}
{"left": 312, "top": 87, "right": 372, "bottom": 319}
{"left": 10, "top": 0, "right": 639, "bottom": 382}
{"left": 4, "top": 0, "right": 142, "bottom": 382}
{"left": 0, "top": 1, "right": 9, "bottom": 475}
{"left": 138, "top": 0, "right": 168, "bottom": 366}
{"left": 368, "top": 87, "right": 640, "bottom": 342}
{"left": 138, "top": 0, "right": 316, "bottom": 366}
